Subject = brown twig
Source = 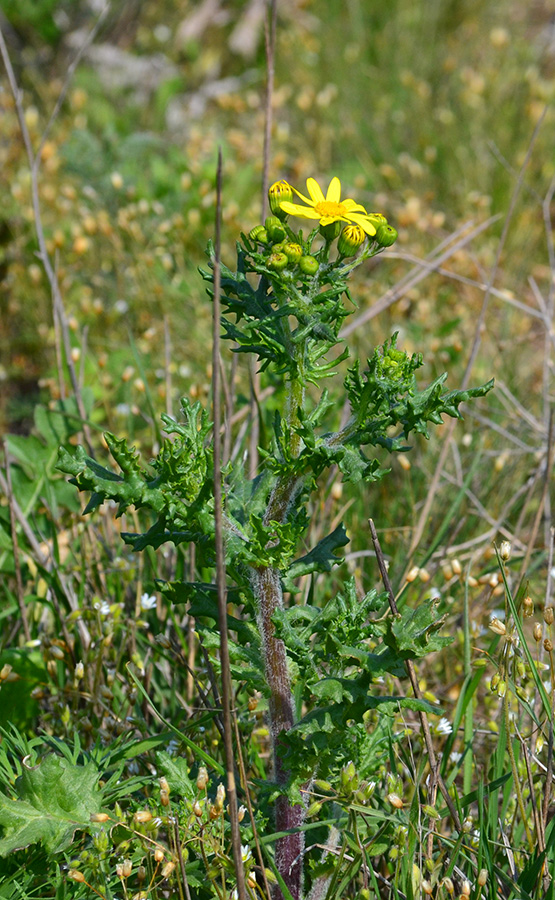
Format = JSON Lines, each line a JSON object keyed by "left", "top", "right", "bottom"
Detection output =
{"left": 368, "top": 518, "right": 462, "bottom": 833}
{"left": 212, "top": 148, "right": 247, "bottom": 900}
{"left": 3, "top": 443, "right": 31, "bottom": 641}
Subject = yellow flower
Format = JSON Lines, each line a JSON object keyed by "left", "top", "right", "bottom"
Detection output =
{"left": 280, "top": 177, "right": 377, "bottom": 236}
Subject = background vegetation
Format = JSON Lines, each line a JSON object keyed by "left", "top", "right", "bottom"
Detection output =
{"left": 1, "top": 0, "right": 555, "bottom": 897}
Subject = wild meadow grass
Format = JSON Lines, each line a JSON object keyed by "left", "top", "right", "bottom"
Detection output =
{"left": 0, "top": 1, "right": 555, "bottom": 898}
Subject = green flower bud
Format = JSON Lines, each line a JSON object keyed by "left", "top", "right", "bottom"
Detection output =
{"left": 268, "top": 252, "right": 289, "bottom": 272}
{"left": 337, "top": 224, "right": 366, "bottom": 257}
{"left": 299, "top": 255, "right": 319, "bottom": 276}
{"left": 319, "top": 220, "right": 342, "bottom": 241}
{"left": 249, "top": 225, "right": 269, "bottom": 245}
{"left": 265, "top": 216, "right": 286, "bottom": 243}
{"left": 268, "top": 180, "right": 293, "bottom": 219}
{"left": 367, "top": 213, "right": 387, "bottom": 228}
{"left": 375, "top": 224, "right": 398, "bottom": 247}
{"left": 282, "top": 242, "right": 303, "bottom": 263}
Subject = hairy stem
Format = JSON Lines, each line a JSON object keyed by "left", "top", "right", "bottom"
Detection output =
{"left": 252, "top": 367, "right": 307, "bottom": 900}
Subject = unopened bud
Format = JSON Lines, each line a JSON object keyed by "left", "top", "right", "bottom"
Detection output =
{"left": 337, "top": 224, "right": 366, "bottom": 257}
{"left": 497, "top": 680, "right": 506, "bottom": 698}
{"left": 268, "top": 181, "right": 293, "bottom": 220}
{"left": 375, "top": 223, "right": 398, "bottom": 247}
{"left": 544, "top": 607, "right": 554, "bottom": 626}
{"left": 237, "top": 805, "right": 247, "bottom": 822}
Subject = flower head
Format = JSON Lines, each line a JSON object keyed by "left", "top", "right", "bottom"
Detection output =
{"left": 280, "top": 177, "right": 377, "bottom": 235}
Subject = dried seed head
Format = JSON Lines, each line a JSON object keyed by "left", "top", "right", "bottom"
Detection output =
{"left": 134, "top": 810, "right": 152, "bottom": 824}
{"left": 488, "top": 617, "right": 506, "bottom": 636}
{"left": 90, "top": 812, "right": 110, "bottom": 823}
{"left": 523, "top": 596, "right": 534, "bottom": 617}
{"left": 534, "top": 622, "right": 543, "bottom": 642}
{"left": 544, "top": 638, "right": 553, "bottom": 653}
{"left": 544, "top": 607, "right": 554, "bottom": 626}
{"left": 499, "top": 541, "right": 511, "bottom": 561}
{"left": 161, "top": 861, "right": 175, "bottom": 878}
{"left": 69, "top": 870, "right": 86, "bottom": 883}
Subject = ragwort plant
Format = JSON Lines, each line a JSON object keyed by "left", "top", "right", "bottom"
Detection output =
{"left": 58, "top": 175, "right": 493, "bottom": 900}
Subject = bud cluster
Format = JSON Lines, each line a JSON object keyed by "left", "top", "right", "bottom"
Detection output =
{"left": 245, "top": 178, "right": 398, "bottom": 282}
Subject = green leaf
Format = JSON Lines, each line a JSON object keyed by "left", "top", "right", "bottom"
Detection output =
{"left": 384, "top": 597, "right": 453, "bottom": 658}
{"left": 155, "top": 751, "right": 196, "bottom": 800}
{"left": 0, "top": 755, "right": 103, "bottom": 856}
{"left": 285, "top": 523, "right": 349, "bottom": 588}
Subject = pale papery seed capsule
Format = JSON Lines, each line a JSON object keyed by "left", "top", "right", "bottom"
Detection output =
{"left": 534, "top": 622, "right": 543, "bottom": 642}
{"left": 154, "top": 847, "right": 164, "bottom": 863}
{"left": 523, "top": 596, "right": 534, "bottom": 617}
{"left": 387, "top": 793, "right": 404, "bottom": 808}
{"left": 160, "top": 789, "right": 170, "bottom": 806}
{"left": 499, "top": 540, "right": 511, "bottom": 561}
{"left": 69, "top": 870, "right": 86, "bottom": 883}
{"left": 443, "top": 877, "right": 454, "bottom": 894}
{"left": 197, "top": 766, "right": 208, "bottom": 790}
{"left": 90, "top": 812, "right": 110, "bottom": 823}
{"left": 405, "top": 566, "right": 419, "bottom": 583}
{"left": 238, "top": 805, "right": 246, "bottom": 822}
{"left": 452, "top": 558, "right": 462, "bottom": 575}
{"left": 544, "top": 607, "right": 554, "bottom": 626}
{"left": 422, "top": 880, "right": 433, "bottom": 895}
{"left": 488, "top": 617, "right": 506, "bottom": 636}
{"left": 134, "top": 810, "right": 152, "bottom": 824}
{"left": 162, "top": 861, "right": 176, "bottom": 878}
{"left": 137, "top": 865, "right": 146, "bottom": 883}
{"left": 478, "top": 869, "right": 487, "bottom": 886}
{"left": 193, "top": 800, "right": 202, "bottom": 817}
{"left": 0, "top": 664, "right": 12, "bottom": 680}
{"left": 159, "top": 776, "right": 170, "bottom": 794}
{"left": 122, "top": 859, "right": 132, "bottom": 878}
{"left": 461, "top": 880, "right": 471, "bottom": 897}
{"left": 544, "top": 638, "right": 553, "bottom": 652}
{"left": 247, "top": 875, "right": 257, "bottom": 890}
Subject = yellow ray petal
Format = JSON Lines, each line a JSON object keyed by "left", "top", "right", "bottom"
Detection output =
{"left": 306, "top": 178, "right": 325, "bottom": 204}
{"left": 348, "top": 213, "right": 377, "bottom": 235}
{"left": 280, "top": 201, "right": 321, "bottom": 219}
{"left": 342, "top": 199, "right": 367, "bottom": 213}
{"left": 326, "top": 177, "right": 341, "bottom": 203}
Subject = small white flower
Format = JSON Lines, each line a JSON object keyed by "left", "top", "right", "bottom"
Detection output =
{"left": 449, "top": 751, "right": 463, "bottom": 763}
{"left": 241, "top": 844, "right": 252, "bottom": 862}
{"left": 140, "top": 592, "right": 157, "bottom": 610}
{"left": 435, "top": 717, "right": 453, "bottom": 736}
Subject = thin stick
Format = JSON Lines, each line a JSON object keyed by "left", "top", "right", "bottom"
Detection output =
{"left": 212, "top": 149, "right": 247, "bottom": 900}
{"left": 368, "top": 518, "right": 462, "bottom": 833}
{"left": 3, "top": 444, "right": 31, "bottom": 641}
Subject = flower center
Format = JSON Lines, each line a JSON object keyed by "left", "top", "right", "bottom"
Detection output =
{"left": 315, "top": 200, "right": 348, "bottom": 217}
